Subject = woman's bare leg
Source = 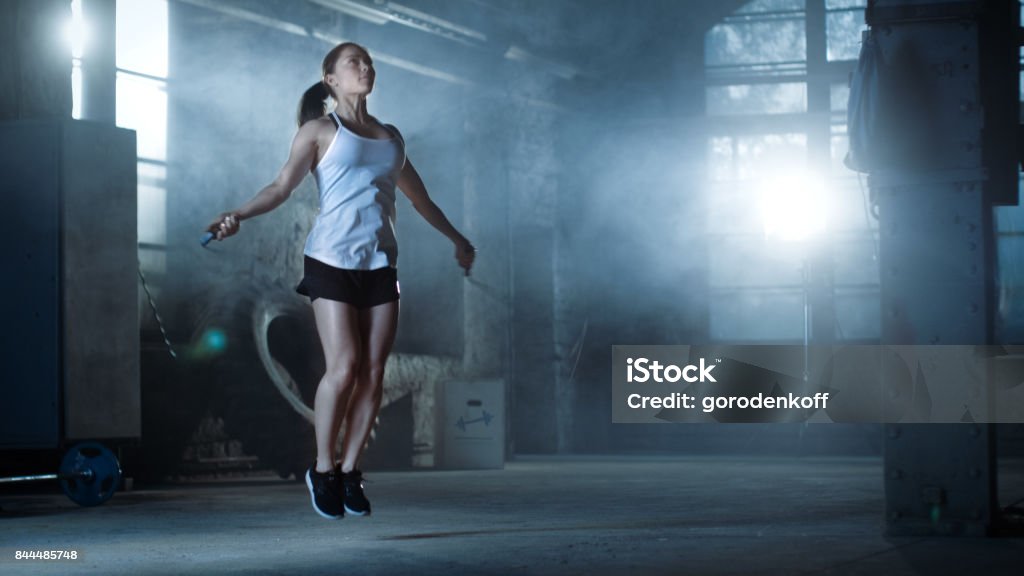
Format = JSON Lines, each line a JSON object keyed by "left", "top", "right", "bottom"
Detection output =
{"left": 311, "top": 297, "right": 362, "bottom": 473}
{"left": 328, "top": 383, "right": 354, "bottom": 468}
{"left": 339, "top": 299, "right": 399, "bottom": 473}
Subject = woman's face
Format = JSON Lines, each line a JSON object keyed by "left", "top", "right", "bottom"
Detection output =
{"left": 327, "top": 46, "right": 375, "bottom": 97}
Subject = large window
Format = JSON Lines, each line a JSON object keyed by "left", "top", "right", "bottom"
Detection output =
{"left": 69, "top": 0, "right": 168, "bottom": 275}
{"left": 704, "top": 0, "right": 876, "bottom": 342}
{"left": 116, "top": 0, "right": 169, "bottom": 279}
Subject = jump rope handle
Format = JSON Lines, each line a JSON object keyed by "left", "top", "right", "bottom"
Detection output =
{"left": 200, "top": 231, "right": 215, "bottom": 247}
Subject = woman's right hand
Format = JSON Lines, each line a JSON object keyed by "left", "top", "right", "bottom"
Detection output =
{"left": 206, "top": 211, "right": 240, "bottom": 241}
{"left": 454, "top": 237, "right": 476, "bottom": 276}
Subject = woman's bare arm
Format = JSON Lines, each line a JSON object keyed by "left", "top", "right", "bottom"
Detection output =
{"left": 397, "top": 157, "right": 476, "bottom": 273}
{"left": 233, "top": 121, "right": 320, "bottom": 219}
{"left": 206, "top": 121, "right": 320, "bottom": 239}
{"left": 398, "top": 158, "right": 466, "bottom": 243}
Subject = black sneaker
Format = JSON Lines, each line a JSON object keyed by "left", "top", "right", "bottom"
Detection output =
{"left": 341, "top": 469, "right": 371, "bottom": 516}
{"left": 305, "top": 462, "right": 344, "bottom": 519}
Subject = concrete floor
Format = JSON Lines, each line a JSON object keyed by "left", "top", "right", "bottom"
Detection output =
{"left": 3, "top": 455, "right": 1024, "bottom": 575}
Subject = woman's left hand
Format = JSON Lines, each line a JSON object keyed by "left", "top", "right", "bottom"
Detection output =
{"left": 454, "top": 238, "right": 476, "bottom": 276}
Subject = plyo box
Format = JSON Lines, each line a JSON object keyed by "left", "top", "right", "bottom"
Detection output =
{"left": 436, "top": 378, "right": 505, "bottom": 469}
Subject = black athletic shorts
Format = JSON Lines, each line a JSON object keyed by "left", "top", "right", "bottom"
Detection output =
{"left": 295, "top": 255, "right": 400, "bottom": 309}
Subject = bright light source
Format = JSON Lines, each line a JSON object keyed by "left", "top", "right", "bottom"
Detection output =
{"left": 66, "top": 0, "right": 87, "bottom": 59}
{"left": 756, "top": 168, "right": 829, "bottom": 242}
{"left": 71, "top": 61, "right": 82, "bottom": 119}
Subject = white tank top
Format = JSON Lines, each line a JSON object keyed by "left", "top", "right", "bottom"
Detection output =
{"left": 303, "top": 111, "right": 406, "bottom": 269}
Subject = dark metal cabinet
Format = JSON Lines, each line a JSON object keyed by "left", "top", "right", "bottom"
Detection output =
{"left": 0, "top": 119, "right": 139, "bottom": 448}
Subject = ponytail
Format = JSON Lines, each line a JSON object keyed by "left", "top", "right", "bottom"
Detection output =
{"left": 297, "top": 81, "right": 330, "bottom": 127}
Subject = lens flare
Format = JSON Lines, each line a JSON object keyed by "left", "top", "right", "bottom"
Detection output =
{"left": 202, "top": 328, "right": 227, "bottom": 353}
{"left": 186, "top": 327, "right": 229, "bottom": 361}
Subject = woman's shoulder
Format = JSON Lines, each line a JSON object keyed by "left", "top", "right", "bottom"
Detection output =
{"left": 297, "top": 116, "right": 339, "bottom": 157}
{"left": 300, "top": 115, "right": 337, "bottom": 136}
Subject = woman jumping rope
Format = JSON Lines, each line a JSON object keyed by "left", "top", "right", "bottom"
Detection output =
{"left": 204, "top": 42, "right": 476, "bottom": 519}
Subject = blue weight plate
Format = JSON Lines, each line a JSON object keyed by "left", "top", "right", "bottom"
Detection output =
{"left": 59, "top": 442, "right": 122, "bottom": 507}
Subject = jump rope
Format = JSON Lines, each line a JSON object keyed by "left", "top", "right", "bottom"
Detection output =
{"left": 199, "top": 219, "right": 592, "bottom": 391}
{"left": 201, "top": 223, "right": 478, "bottom": 277}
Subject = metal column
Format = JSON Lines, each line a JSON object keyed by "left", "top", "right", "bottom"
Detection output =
{"left": 867, "top": 0, "right": 1019, "bottom": 536}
